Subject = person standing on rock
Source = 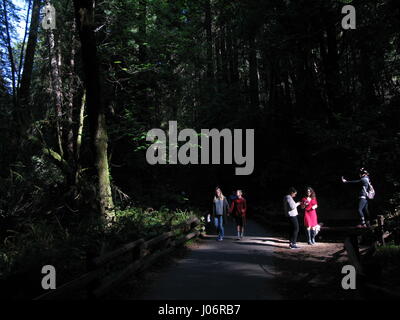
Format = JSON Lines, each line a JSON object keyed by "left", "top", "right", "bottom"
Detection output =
{"left": 283, "top": 187, "right": 301, "bottom": 249}
{"left": 212, "top": 187, "right": 229, "bottom": 241}
{"left": 301, "top": 187, "right": 319, "bottom": 245}
{"left": 341, "top": 168, "right": 373, "bottom": 228}
{"left": 229, "top": 190, "right": 247, "bottom": 240}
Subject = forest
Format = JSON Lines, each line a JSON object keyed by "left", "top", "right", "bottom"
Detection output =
{"left": 0, "top": 0, "right": 399, "bottom": 299}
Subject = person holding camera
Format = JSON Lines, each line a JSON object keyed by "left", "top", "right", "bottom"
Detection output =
{"left": 283, "top": 187, "right": 301, "bottom": 249}
{"left": 341, "top": 168, "right": 373, "bottom": 228}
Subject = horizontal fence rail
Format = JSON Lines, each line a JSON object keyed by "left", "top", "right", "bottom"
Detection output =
{"left": 34, "top": 216, "right": 201, "bottom": 300}
{"left": 343, "top": 212, "right": 400, "bottom": 299}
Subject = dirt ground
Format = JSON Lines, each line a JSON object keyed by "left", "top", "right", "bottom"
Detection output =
{"left": 270, "top": 236, "right": 364, "bottom": 300}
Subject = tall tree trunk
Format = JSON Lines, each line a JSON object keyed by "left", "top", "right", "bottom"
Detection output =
{"left": 73, "top": 0, "right": 114, "bottom": 221}
{"left": 67, "top": 20, "right": 77, "bottom": 163}
{"left": 358, "top": 44, "right": 377, "bottom": 107}
{"left": 204, "top": 0, "right": 214, "bottom": 80}
{"left": 215, "top": 31, "right": 222, "bottom": 92}
{"left": 18, "top": 0, "right": 41, "bottom": 125}
{"left": 2, "top": 0, "right": 17, "bottom": 109}
{"left": 249, "top": 34, "right": 259, "bottom": 108}
{"left": 320, "top": 23, "right": 341, "bottom": 115}
{"left": 231, "top": 29, "right": 239, "bottom": 84}
{"left": 226, "top": 24, "right": 234, "bottom": 84}
{"left": 75, "top": 91, "right": 85, "bottom": 186}
{"left": 136, "top": 0, "right": 150, "bottom": 124}
{"left": 48, "top": 29, "right": 64, "bottom": 157}
{"left": 17, "top": 0, "right": 32, "bottom": 88}
{"left": 220, "top": 25, "right": 229, "bottom": 84}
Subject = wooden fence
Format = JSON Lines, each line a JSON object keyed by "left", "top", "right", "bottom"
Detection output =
{"left": 253, "top": 207, "right": 400, "bottom": 298}
{"left": 34, "top": 216, "right": 201, "bottom": 300}
{"left": 343, "top": 212, "right": 400, "bottom": 299}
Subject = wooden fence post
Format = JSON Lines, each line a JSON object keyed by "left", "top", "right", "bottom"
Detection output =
{"left": 349, "top": 234, "right": 360, "bottom": 260}
{"left": 377, "top": 215, "right": 385, "bottom": 246}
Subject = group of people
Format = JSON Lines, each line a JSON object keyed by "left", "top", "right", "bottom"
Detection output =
{"left": 210, "top": 188, "right": 247, "bottom": 241}
{"left": 284, "top": 168, "right": 374, "bottom": 249}
{"left": 283, "top": 187, "right": 319, "bottom": 249}
{"left": 209, "top": 168, "right": 374, "bottom": 249}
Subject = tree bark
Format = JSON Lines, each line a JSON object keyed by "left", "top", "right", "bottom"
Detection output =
{"left": 320, "top": 23, "right": 341, "bottom": 115}
{"left": 17, "top": 0, "right": 32, "bottom": 89}
{"left": 18, "top": 0, "right": 41, "bottom": 122}
{"left": 48, "top": 29, "right": 64, "bottom": 157}
{"left": 249, "top": 34, "right": 259, "bottom": 108}
{"left": 204, "top": 0, "right": 214, "bottom": 81}
{"left": 136, "top": 0, "right": 151, "bottom": 124}
{"left": 1, "top": 0, "right": 17, "bottom": 109}
{"left": 73, "top": 0, "right": 114, "bottom": 221}
{"left": 74, "top": 91, "right": 85, "bottom": 186}
{"left": 67, "top": 20, "right": 77, "bottom": 163}
{"left": 220, "top": 25, "right": 229, "bottom": 84}
{"left": 232, "top": 29, "right": 239, "bottom": 84}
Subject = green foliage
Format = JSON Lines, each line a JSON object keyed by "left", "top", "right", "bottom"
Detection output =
{"left": 109, "top": 206, "right": 197, "bottom": 242}
{"left": 373, "top": 242, "right": 400, "bottom": 273}
{"left": 0, "top": 206, "right": 200, "bottom": 298}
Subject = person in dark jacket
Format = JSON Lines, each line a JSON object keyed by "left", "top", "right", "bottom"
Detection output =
{"left": 229, "top": 190, "right": 247, "bottom": 240}
{"left": 212, "top": 187, "right": 229, "bottom": 241}
{"left": 342, "top": 168, "right": 372, "bottom": 228}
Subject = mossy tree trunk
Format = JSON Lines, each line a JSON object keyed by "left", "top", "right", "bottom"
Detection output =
{"left": 73, "top": 0, "right": 114, "bottom": 221}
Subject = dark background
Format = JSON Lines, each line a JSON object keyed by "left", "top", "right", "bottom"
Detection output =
{"left": 0, "top": 0, "right": 399, "bottom": 298}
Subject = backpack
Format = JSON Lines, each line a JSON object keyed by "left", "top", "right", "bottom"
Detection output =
{"left": 365, "top": 180, "right": 376, "bottom": 200}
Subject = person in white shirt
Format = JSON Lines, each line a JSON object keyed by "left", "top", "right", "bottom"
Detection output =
{"left": 283, "top": 187, "right": 301, "bottom": 249}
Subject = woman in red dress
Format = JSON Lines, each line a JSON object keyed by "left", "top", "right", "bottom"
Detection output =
{"left": 301, "top": 187, "right": 318, "bottom": 245}
{"left": 229, "top": 190, "right": 247, "bottom": 240}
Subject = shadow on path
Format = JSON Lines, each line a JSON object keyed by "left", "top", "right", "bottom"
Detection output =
{"left": 139, "top": 219, "right": 282, "bottom": 300}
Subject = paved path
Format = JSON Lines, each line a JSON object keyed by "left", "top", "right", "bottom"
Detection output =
{"left": 141, "top": 219, "right": 282, "bottom": 300}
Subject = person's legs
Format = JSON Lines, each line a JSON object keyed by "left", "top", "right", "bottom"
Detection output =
{"left": 288, "top": 217, "right": 300, "bottom": 248}
{"left": 214, "top": 217, "right": 221, "bottom": 240}
{"left": 306, "top": 227, "right": 312, "bottom": 245}
{"left": 219, "top": 216, "right": 224, "bottom": 239}
{"left": 358, "top": 199, "right": 368, "bottom": 225}
{"left": 235, "top": 216, "right": 242, "bottom": 239}
{"left": 363, "top": 200, "right": 370, "bottom": 226}
{"left": 293, "top": 217, "right": 299, "bottom": 244}
{"left": 235, "top": 217, "right": 240, "bottom": 238}
{"left": 310, "top": 227, "right": 316, "bottom": 244}
{"left": 214, "top": 217, "right": 218, "bottom": 230}
{"left": 288, "top": 217, "right": 294, "bottom": 244}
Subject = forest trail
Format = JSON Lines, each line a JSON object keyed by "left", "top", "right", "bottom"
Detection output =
{"left": 139, "top": 218, "right": 282, "bottom": 300}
